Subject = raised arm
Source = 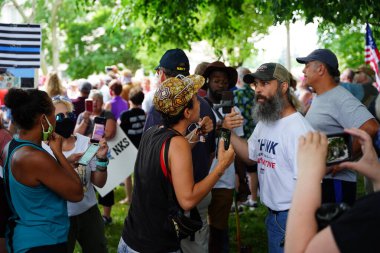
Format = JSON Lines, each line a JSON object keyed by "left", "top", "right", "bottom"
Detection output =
{"left": 13, "top": 141, "right": 83, "bottom": 202}
{"left": 170, "top": 136, "right": 235, "bottom": 211}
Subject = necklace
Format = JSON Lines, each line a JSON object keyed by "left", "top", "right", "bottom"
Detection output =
{"left": 168, "top": 127, "right": 183, "bottom": 136}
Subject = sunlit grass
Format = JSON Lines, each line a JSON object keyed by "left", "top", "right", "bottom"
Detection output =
{"left": 73, "top": 175, "right": 365, "bottom": 253}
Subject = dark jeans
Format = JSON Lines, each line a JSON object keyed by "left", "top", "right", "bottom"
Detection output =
{"left": 322, "top": 178, "right": 356, "bottom": 206}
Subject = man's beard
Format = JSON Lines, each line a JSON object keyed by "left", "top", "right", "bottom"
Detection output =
{"left": 209, "top": 88, "right": 222, "bottom": 102}
{"left": 253, "top": 88, "right": 285, "bottom": 123}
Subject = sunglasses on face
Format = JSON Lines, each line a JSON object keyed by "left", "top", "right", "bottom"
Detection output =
{"left": 55, "top": 112, "right": 76, "bottom": 122}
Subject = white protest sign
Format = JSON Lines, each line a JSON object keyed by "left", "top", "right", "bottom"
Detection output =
{"left": 94, "top": 125, "right": 138, "bottom": 197}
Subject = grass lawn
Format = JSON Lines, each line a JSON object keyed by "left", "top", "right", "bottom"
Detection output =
{"left": 74, "top": 175, "right": 366, "bottom": 253}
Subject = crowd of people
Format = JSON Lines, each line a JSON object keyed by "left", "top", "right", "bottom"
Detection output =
{"left": 0, "top": 47, "right": 380, "bottom": 253}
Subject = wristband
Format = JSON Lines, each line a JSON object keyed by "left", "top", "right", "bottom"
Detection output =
{"left": 96, "top": 160, "right": 109, "bottom": 167}
{"left": 96, "top": 156, "right": 109, "bottom": 162}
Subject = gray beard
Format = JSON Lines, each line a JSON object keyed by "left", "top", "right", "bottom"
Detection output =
{"left": 253, "top": 89, "right": 285, "bottom": 123}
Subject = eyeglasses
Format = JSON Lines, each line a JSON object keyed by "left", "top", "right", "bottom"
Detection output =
{"left": 186, "top": 123, "right": 206, "bottom": 143}
{"left": 56, "top": 112, "right": 76, "bottom": 122}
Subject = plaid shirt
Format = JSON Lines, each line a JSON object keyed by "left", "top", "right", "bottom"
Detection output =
{"left": 233, "top": 83, "right": 256, "bottom": 139}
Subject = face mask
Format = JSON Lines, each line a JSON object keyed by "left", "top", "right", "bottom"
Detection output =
{"left": 42, "top": 115, "right": 54, "bottom": 141}
{"left": 55, "top": 118, "right": 76, "bottom": 138}
{"left": 54, "top": 112, "right": 76, "bottom": 139}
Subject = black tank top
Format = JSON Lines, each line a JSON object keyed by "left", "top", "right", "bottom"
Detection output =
{"left": 123, "top": 126, "right": 180, "bottom": 252}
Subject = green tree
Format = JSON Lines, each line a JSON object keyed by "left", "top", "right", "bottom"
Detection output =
{"left": 318, "top": 23, "right": 365, "bottom": 70}
{"left": 61, "top": 6, "right": 141, "bottom": 78}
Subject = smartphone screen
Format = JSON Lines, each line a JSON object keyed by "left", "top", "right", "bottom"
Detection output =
{"left": 78, "top": 143, "right": 99, "bottom": 166}
{"left": 326, "top": 133, "right": 353, "bottom": 165}
{"left": 85, "top": 99, "right": 93, "bottom": 112}
{"left": 91, "top": 117, "right": 106, "bottom": 143}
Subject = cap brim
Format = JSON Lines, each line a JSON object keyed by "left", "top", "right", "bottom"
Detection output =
{"left": 243, "top": 73, "right": 275, "bottom": 84}
{"left": 187, "top": 75, "right": 205, "bottom": 93}
{"left": 154, "top": 65, "right": 160, "bottom": 70}
{"left": 296, "top": 57, "right": 312, "bottom": 64}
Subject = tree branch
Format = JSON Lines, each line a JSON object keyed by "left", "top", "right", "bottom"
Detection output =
{"left": 10, "top": 0, "right": 28, "bottom": 21}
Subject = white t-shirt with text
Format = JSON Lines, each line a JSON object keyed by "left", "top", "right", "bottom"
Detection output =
{"left": 248, "top": 112, "right": 314, "bottom": 211}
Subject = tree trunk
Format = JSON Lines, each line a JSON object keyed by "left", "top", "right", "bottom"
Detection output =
{"left": 285, "top": 21, "right": 291, "bottom": 71}
{"left": 51, "top": 0, "right": 63, "bottom": 71}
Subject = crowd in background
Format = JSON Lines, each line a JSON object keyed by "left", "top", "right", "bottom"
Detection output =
{"left": 1, "top": 47, "right": 380, "bottom": 253}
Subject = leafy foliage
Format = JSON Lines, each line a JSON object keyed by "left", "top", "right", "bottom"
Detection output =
{"left": 61, "top": 7, "right": 141, "bottom": 78}
{"left": 318, "top": 23, "right": 365, "bottom": 70}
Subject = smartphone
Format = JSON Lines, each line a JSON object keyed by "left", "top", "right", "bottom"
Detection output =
{"left": 91, "top": 117, "right": 106, "bottom": 143}
{"left": 85, "top": 99, "right": 93, "bottom": 112}
{"left": 78, "top": 143, "right": 99, "bottom": 166}
{"left": 221, "top": 91, "right": 234, "bottom": 114}
{"left": 220, "top": 128, "right": 231, "bottom": 150}
{"left": 326, "top": 132, "right": 353, "bottom": 165}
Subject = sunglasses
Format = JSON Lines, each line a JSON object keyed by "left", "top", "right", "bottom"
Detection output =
{"left": 52, "top": 95, "right": 72, "bottom": 102}
{"left": 56, "top": 112, "right": 76, "bottom": 122}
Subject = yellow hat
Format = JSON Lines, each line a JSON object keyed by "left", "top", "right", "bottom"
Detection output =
{"left": 154, "top": 75, "right": 204, "bottom": 116}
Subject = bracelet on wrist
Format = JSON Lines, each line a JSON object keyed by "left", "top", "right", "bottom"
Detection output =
{"left": 96, "top": 156, "right": 109, "bottom": 162}
{"left": 96, "top": 160, "right": 109, "bottom": 167}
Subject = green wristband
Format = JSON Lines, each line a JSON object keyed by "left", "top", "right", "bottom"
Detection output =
{"left": 96, "top": 160, "right": 109, "bottom": 167}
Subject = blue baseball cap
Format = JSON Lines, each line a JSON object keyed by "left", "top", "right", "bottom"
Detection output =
{"left": 155, "top": 49, "right": 190, "bottom": 75}
{"left": 296, "top": 49, "right": 340, "bottom": 76}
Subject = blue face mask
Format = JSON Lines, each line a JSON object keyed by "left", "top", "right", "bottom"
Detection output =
{"left": 42, "top": 115, "right": 54, "bottom": 141}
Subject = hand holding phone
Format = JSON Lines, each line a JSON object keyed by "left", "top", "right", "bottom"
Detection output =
{"left": 91, "top": 116, "right": 106, "bottom": 143}
{"left": 78, "top": 143, "right": 100, "bottom": 166}
{"left": 220, "top": 128, "right": 231, "bottom": 150}
{"left": 85, "top": 99, "right": 93, "bottom": 113}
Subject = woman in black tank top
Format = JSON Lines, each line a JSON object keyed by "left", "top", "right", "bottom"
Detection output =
{"left": 118, "top": 75, "right": 235, "bottom": 252}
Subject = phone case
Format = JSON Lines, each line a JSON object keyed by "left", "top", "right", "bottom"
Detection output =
{"left": 78, "top": 143, "right": 99, "bottom": 165}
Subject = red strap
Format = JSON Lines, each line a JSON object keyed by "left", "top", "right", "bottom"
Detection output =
{"left": 160, "top": 139, "right": 172, "bottom": 183}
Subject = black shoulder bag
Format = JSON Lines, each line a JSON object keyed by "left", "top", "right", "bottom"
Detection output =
{"left": 160, "top": 137, "right": 202, "bottom": 241}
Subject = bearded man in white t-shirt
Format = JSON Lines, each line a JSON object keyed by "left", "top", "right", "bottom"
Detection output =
{"left": 223, "top": 63, "right": 314, "bottom": 253}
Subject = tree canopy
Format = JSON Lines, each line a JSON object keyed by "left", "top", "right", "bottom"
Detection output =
{"left": 1, "top": 0, "right": 379, "bottom": 78}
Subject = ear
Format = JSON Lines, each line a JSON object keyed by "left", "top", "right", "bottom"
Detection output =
{"left": 160, "top": 71, "right": 167, "bottom": 83}
{"left": 183, "top": 107, "right": 191, "bottom": 119}
{"left": 281, "top": 81, "right": 289, "bottom": 94}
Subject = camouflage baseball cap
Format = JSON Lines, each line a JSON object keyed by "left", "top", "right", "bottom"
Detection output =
{"left": 154, "top": 74, "right": 205, "bottom": 116}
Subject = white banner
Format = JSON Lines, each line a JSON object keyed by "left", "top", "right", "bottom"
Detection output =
{"left": 94, "top": 125, "right": 138, "bottom": 197}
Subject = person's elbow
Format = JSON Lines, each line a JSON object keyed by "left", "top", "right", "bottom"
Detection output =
{"left": 67, "top": 186, "right": 84, "bottom": 202}
{"left": 177, "top": 198, "right": 196, "bottom": 212}
{"left": 92, "top": 174, "right": 107, "bottom": 188}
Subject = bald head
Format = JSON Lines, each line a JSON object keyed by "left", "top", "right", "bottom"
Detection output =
{"left": 236, "top": 66, "right": 251, "bottom": 88}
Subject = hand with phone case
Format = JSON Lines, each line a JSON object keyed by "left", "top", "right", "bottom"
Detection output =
{"left": 78, "top": 143, "right": 100, "bottom": 166}
{"left": 338, "top": 128, "right": 380, "bottom": 190}
{"left": 91, "top": 116, "right": 106, "bottom": 143}
{"left": 85, "top": 99, "right": 93, "bottom": 113}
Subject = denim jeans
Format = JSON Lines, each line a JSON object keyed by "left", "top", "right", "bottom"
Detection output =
{"left": 265, "top": 210, "right": 288, "bottom": 253}
{"left": 117, "top": 237, "right": 181, "bottom": 253}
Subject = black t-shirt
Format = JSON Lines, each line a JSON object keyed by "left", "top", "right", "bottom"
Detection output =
{"left": 331, "top": 191, "right": 380, "bottom": 253}
{"left": 123, "top": 126, "right": 180, "bottom": 252}
{"left": 119, "top": 108, "right": 146, "bottom": 149}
